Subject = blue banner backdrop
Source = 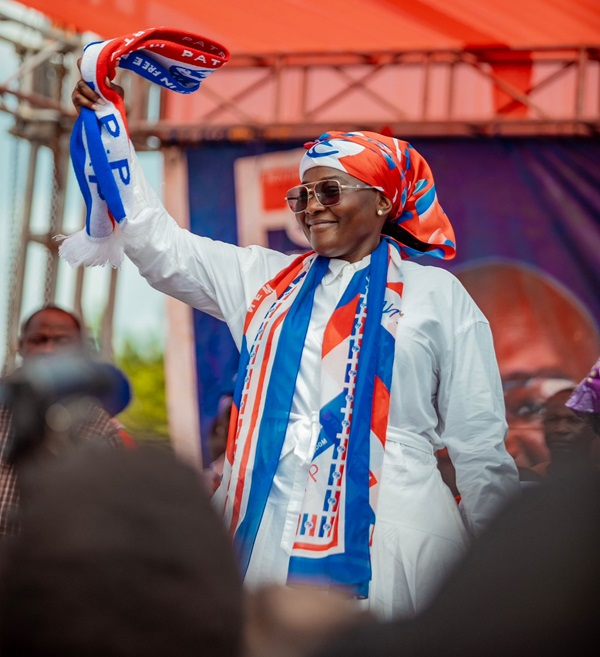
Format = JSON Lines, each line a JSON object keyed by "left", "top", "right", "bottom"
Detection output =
{"left": 186, "top": 137, "right": 600, "bottom": 466}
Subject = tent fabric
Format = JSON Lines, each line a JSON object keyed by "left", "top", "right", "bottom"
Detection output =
{"left": 17, "top": 0, "right": 599, "bottom": 126}
{"left": 15, "top": 0, "right": 600, "bottom": 54}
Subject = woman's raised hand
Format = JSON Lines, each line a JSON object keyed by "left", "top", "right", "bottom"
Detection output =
{"left": 71, "top": 57, "right": 125, "bottom": 113}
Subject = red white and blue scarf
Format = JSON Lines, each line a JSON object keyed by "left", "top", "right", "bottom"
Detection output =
{"left": 59, "top": 27, "right": 229, "bottom": 267}
{"left": 219, "top": 237, "right": 403, "bottom": 597}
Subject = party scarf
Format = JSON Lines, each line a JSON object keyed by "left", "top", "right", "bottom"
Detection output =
{"left": 219, "top": 237, "right": 403, "bottom": 597}
{"left": 58, "top": 27, "right": 229, "bottom": 267}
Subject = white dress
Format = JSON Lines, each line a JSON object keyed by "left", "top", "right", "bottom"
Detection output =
{"left": 122, "top": 156, "right": 520, "bottom": 619}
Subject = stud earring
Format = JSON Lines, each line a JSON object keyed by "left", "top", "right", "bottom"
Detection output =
{"left": 377, "top": 209, "right": 384, "bottom": 216}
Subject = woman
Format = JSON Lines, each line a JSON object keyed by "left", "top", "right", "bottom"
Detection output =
{"left": 73, "top": 80, "right": 519, "bottom": 619}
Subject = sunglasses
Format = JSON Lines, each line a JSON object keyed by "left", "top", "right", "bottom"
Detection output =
{"left": 285, "top": 179, "right": 375, "bottom": 214}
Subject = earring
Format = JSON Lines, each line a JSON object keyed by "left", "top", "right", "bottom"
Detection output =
{"left": 377, "top": 209, "right": 384, "bottom": 216}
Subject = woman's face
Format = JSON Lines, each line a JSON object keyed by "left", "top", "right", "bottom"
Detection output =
{"left": 295, "top": 166, "right": 388, "bottom": 262}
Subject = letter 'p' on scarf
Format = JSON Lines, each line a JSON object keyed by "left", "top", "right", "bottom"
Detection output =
{"left": 58, "top": 27, "right": 229, "bottom": 268}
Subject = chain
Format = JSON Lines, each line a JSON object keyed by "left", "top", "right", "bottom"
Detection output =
{"left": 2, "top": 133, "right": 24, "bottom": 376}
{"left": 44, "top": 138, "right": 61, "bottom": 305}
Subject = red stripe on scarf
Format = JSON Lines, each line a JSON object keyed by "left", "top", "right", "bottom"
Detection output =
{"left": 371, "top": 376, "right": 390, "bottom": 447}
{"left": 229, "top": 311, "right": 287, "bottom": 536}
{"left": 243, "top": 252, "right": 314, "bottom": 334}
{"left": 225, "top": 401, "right": 239, "bottom": 465}
{"left": 322, "top": 294, "right": 361, "bottom": 358}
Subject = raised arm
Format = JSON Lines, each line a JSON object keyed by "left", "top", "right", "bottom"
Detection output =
{"left": 71, "top": 73, "right": 293, "bottom": 345}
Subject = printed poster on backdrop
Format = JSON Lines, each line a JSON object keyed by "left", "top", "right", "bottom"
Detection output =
{"left": 233, "top": 148, "right": 309, "bottom": 252}
{"left": 186, "top": 138, "right": 600, "bottom": 469}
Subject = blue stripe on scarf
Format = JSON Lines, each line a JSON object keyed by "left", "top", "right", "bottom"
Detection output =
{"left": 287, "top": 239, "right": 392, "bottom": 597}
{"left": 80, "top": 106, "right": 126, "bottom": 223}
{"left": 69, "top": 117, "right": 94, "bottom": 229}
{"left": 234, "top": 257, "right": 329, "bottom": 575}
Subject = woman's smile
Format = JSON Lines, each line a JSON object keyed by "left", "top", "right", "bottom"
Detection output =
{"left": 307, "top": 219, "right": 337, "bottom": 230}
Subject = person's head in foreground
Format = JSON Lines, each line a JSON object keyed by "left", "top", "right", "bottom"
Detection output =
{"left": 286, "top": 130, "right": 456, "bottom": 262}
{"left": 0, "top": 446, "right": 244, "bottom": 657}
{"left": 309, "top": 467, "right": 600, "bottom": 657}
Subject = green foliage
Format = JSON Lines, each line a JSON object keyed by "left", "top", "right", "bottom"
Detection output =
{"left": 115, "top": 338, "right": 171, "bottom": 446}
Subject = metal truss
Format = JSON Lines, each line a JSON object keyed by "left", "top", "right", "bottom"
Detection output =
{"left": 0, "top": 3, "right": 598, "bottom": 371}
{"left": 1, "top": 3, "right": 599, "bottom": 144}
{"left": 139, "top": 45, "right": 600, "bottom": 144}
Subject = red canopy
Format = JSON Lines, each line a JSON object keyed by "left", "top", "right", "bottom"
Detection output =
{"left": 10, "top": 1, "right": 599, "bottom": 138}
{"left": 15, "top": 0, "right": 600, "bottom": 53}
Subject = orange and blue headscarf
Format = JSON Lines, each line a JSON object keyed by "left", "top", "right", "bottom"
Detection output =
{"left": 300, "top": 131, "right": 456, "bottom": 260}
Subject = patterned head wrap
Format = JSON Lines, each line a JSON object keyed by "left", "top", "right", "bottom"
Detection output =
{"left": 300, "top": 131, "right": 456, "bottom": 259}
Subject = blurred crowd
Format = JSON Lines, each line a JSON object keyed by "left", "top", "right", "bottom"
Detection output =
{"left": 0, "top": 304, "right": 598, "bottom": 657}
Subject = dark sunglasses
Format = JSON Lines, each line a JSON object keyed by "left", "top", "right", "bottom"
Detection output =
{"left": 285, "top": 179, "right": 375, "bottom": 213}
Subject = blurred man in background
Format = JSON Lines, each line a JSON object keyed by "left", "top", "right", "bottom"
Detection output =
{"left": 0, "top": 305, "right": 126, "bottom": 537}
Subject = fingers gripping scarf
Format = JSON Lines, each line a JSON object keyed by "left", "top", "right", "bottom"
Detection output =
{"left": 301, "top": 131, "right": 456, "bottom": 260}
{"left": 219, "top": 238, "right": 404, "bottom": 597}
{"left": 58, "top": 28, "right": 229, "bottom": 267}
